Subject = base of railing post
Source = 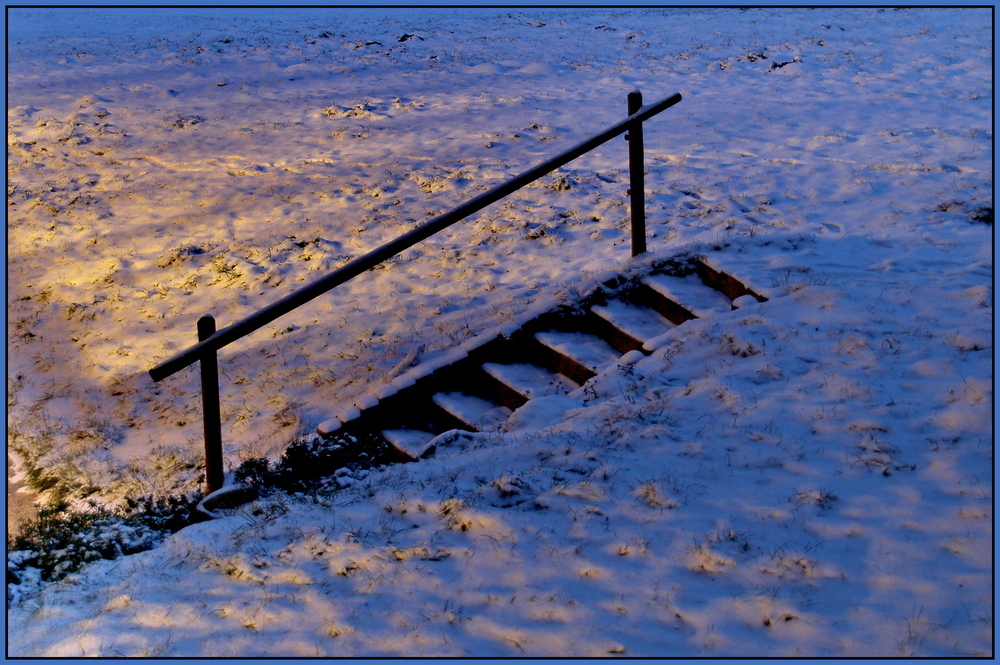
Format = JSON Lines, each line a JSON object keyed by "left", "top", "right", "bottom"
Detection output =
{"left": 627, "top": 90, "right": 646, "bottom": 257}
{"left": 197, "top": 315, "right": 225, "bottom": 494}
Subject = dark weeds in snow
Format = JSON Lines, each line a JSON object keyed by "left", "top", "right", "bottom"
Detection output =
{"left": 7, "top": 494, "right": 197, "bottom": 602}
{"left": 969, "top": 205, "right": 992, "bottom": 225}
{"left": 234, "top": 430, "right": 403, "bottom": 496}
{"left": 8, "top": 431, "right": 400, "bottom": 604}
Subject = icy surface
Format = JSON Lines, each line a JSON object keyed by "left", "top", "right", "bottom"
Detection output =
{"left": 5, "top": 7, "right": 993, "bottom": 658}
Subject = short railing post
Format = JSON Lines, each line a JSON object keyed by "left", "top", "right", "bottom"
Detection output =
{"left": 626, "top": 90, "right": 646, "bottom": 257}
{"left": 197, "top": 315, "right": 224, "bottom": 494}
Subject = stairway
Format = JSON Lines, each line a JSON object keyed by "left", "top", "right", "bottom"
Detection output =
{"left": 317, "top": 255, "right": 768, "bottom": 461}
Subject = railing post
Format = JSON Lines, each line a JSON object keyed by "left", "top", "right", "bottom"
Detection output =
{"left": 197, "top": 315, "right": 224, "bottom": 494}
{"left": 627, "top": 90, "right": 646, "bottom": 257}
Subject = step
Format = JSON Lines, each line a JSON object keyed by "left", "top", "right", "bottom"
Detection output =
{"left": 533, "top": 331, "right": 621, "bottom": 384}
{"left": 317, "top": 257, "right": 776, "bottom": 450}
{"left": 382, "top": 429, "right": 438, "bottom": 461}
{"left": 590, "top": 300, "right": 676, "bottom": 350}
{"left": 642, "top": 273, "right": 732, "bottom": 319}
{"left": 431, "top": 392, "right": 512, "bottom": 432}
{"left": 482, "top": 362, "right": 579, "bottom": 401}
{"left": 694, "top": 257, "right": 768, "bottom": 302}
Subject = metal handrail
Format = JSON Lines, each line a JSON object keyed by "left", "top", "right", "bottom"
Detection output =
{"left": 148, "top": 90, "right": 682, "bottom": 492}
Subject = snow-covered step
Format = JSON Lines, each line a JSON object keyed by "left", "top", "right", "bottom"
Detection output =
{"left": 642, "top": 273, "right": 732, "bottom": 319}
{"left": 382, "top": 429, "right": 438, "bottom": 461}
{"left": 431, "top": 392, "right": 512, "bottom": 432}
{"left": 482, "top": 362, "right": 579, "bottom": 401}
{"left": 694, "top": 257, "right": 769, "bottom": 303}
{"left": 317, "top": 261, "right": 768, "bottom": 445}
{"left": 534, "top": 331, "right": 621, "bottom": 384}
{"left": 591, "top": 300, "right": 676, "bottom": 350}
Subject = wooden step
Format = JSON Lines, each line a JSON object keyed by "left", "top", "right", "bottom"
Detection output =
{"left": 482, "top": 362, "right": 579, "bottom": 402}
{"left": 590, "top": 300, "right": 676, "bottom": 351}
{"left": 641, "top": 272, "right": 732, "bottom": 319}
{"left": 382, "top": 429, "right": 438, "bottom": 461}
{"left": 320, "top": 257, "right": 772, "bottom": 446}
{"left": 431, "top": 392, "right": 512, "bottom": 432}
{"left": 694, "top": 258, "right": 768, "bottom": 302}
{"left": 533, "top": 331, "right": 621, "bottom": 384}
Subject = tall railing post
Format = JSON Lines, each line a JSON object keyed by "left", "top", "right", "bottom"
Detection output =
{"left": 627, "top": 90, "right": 646, "bottom": 257}
{"left": 197, "top": 315, "right": 224, "bottom": 494}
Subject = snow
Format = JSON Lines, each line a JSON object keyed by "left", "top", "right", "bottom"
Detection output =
{"left": 432, "top": 391, "right": 512, "bottom": 431}
{"left": 482, "top": 362, "right": 579, "bottom": 399}
{"left": 381, "top": 428, "right": 436, "bottom": 460}
{"left": 642, "top": 272, "right": 733, "bottom": 317}
{"left": 6, "top": 6, "right": 993, "bottom": 658}
{"left": 535, "top": 330, "right": 623, "bottom": 373}
{"left": 591, "top": 299, "right": 677, "bottom": 345}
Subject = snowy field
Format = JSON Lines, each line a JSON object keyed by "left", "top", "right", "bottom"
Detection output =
{"left": 6, "top": 6, "right": 993, "bottom": 657}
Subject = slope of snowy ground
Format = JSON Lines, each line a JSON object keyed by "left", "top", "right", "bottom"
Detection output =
{"left": 6, "top": 7, "right": 993, "bottom": 657}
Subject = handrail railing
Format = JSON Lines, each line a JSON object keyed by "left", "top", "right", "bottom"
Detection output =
{"left": 149, "top": 90, "right": 681, "bottom": 493}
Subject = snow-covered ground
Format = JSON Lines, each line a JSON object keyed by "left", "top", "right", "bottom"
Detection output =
{"left": 6, "top": 6, "right": 993, "bottom": 657}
